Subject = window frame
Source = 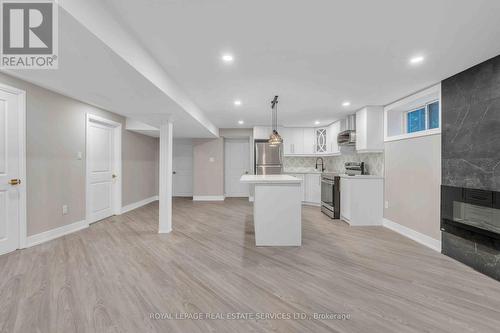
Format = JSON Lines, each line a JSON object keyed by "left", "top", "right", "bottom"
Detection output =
{"left": 384, "top": 83, "right": 441, "bottom": 142}
{"left": 403, "top": 99, "right": 439, "bottom": 135}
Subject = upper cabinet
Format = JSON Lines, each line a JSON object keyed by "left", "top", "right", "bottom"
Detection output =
{"left": 253, "top": 123, "right": 341, "bottom": 156}
{"left": 253, "top": 126, "right": 272, "bottom": 140}
{"left": 303, "top": 128, "right": 315, "bottom": 155}
{"left": 281, "top": 127, "right": 304, "bottom": 155}
{"left": 355, "top": 106, "right": 384, "bottom": 152}
{"left": 326, "top": 121, "right": 340, "bottom": 154}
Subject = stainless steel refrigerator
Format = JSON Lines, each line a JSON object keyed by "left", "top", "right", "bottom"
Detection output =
{"left": 254, "top": 140, "right": 283, "bottom": 175}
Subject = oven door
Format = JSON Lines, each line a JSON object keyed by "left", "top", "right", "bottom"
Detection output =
{"left": 321, "top": 178, "right": 334, "bottom": 210}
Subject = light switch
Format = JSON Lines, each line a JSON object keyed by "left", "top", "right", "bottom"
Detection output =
{"left": 209, "top": 157, "right": 215, "bottom": 163}
{"left": 62, "top": 205, "right": 68, "bottom": 215}
{"left": 384, "top": 201, "right": 389, "bottom": 209}
{"left": 77, "top": 152, "right": 83, "bottom": 160}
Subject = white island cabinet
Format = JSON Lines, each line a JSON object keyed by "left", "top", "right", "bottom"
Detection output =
{"left": 340, "top": 175, "right": 383, "bottom": 226}
{"left": 240, "top": 175, "right": 302, "bottom": 246}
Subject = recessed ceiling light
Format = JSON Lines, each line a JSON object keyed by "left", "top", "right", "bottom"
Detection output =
{"left": 234, "top": 100, "right": 242, "bottom": 106}
{"left": 222, "top": 54, "right": 234, "bottom": 63}
{"left": 315, "top": 121, "right": 320, "bottom": 125}
{"left": 410, "top": 55, "right": 424, "bottom": 65}
{"left": 342, "top": 101, "right": 351, "bottom": 107}
{"left": 238, "top": 120, "right": 244, "bottom": 125}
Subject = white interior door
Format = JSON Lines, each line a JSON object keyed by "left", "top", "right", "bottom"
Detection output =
{"left": 87, "top": 116, "right": 121, "bottom": 224}
{"left": 225, "top": 138, "right": 250, "bottom": 197}
{"left": 0, "top": 88, "right": 23, "bottom": 256}
{"left": 173, "top": 140, "right": 193, "bottom": 197}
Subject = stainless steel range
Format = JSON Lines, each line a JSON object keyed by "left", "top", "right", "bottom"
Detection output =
{"left": 321, "top": 173, "right": 340, "bottom": 219}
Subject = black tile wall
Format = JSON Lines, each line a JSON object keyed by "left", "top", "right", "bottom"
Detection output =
{"left": 442, "top": 55, "right": 500, "bottom": 191}
{"left": 441, "top": 55, "right": 500, "bottom": 281}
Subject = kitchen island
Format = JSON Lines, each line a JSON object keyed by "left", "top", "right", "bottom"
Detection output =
{"left": 240, "top": 175, "right": 302, "bottom": 246}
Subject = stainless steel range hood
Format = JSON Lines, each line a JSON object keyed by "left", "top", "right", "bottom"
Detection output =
{"left": 337, "top": 114, "right": 356, "bottom": 146}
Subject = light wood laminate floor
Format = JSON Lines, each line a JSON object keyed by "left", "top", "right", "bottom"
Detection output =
{"left": 1, "top": 198, "right": 500, "bottom": 332}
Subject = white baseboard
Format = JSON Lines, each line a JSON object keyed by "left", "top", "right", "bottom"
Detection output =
{"left": 26, "top": 219, "right": 89, "bottom": 248}
{"left": 193, "top": 195, "right": 225, "bottom": 201}
{"left": 383, "top": 218, "right": 441, "bottom": 252}
{"left": 121, "top": 195, "right": 158, "bottom": 214}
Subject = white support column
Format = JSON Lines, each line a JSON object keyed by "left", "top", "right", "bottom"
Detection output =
{"left": 159, "top": 121, "right": 173, "bottom": 233}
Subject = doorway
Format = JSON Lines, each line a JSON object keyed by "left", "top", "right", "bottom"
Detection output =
{"left": 86, "top": 114, "right": 122, "bottom": 224}
{"left": 0, "top": 84, "right": 26, "bottom": 255}
{"left": 173, "top": 139, "right": 193, "bottom": 197}
{"left": 224, "top": 138, "right": 250, "bottom": 197}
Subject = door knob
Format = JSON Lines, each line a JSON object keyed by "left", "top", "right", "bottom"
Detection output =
{"left": 173, "top": 171, "right": 177, "bottom": 175}
{"left": 245, "top": 171, "right": 249, "bottom": 174}
{"left": 112, "top": 174, "right": 117, "bottom": 179}
{"left": 9, "top": 179, "right": 21, "bottom": 185}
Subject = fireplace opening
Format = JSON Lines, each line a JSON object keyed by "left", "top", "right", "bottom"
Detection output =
{"left": 442, "top": 186, "right": 500, "bottom": 240}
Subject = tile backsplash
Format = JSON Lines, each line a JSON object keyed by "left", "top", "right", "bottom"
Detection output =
{"left": 284, "top": 152, "right": 384, "bottom": 176}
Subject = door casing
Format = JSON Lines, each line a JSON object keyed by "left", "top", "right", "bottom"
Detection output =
{"left": 0, "top": 83, "right": 27, "bottom": 250}
{"left": 85, "top": 114, "right": 122, "bottom": 223}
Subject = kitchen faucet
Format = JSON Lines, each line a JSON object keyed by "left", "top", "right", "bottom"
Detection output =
{"left": 315, "top": 157, "right": 325, "bottom": 172}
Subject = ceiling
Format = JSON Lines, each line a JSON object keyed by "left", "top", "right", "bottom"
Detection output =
{"left": 102, "top": 0, "right": 500, "bottom": 128}
{"left": 3, "top": 2, "right": 218, "bottom": 138}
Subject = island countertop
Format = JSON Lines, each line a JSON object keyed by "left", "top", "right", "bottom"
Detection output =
{"left": 240, "top": 174, "right": 302, "bottom": 184}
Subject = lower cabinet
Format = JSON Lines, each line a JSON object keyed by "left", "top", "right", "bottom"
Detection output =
{"left": 340, "top": 177, "right": 383, "bottom": 226}
{"left": 289, "top": 174, "right": 306, "bottom": 201}
{"left": 289, "top": 173, "right": 321, "bottom": 206}
{"left": 304, "top": 174, "right": 321, "bottom": 205}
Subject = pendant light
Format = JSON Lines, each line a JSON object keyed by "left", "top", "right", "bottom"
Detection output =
{"left": 268, "top": 95, "right": 283, "bottom": 145}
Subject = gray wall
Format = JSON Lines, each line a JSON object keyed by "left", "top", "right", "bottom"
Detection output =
{"left": 192, "top": 138, "right": 224, "bottom": 197}
{"left": 442, "top": 55, "right": 500, "bottom": 191}
{"left": 0, "top": 73, "right": 159, "bottom": 236}
{"left": 122, "top": 131, "right": 159, "bottom": 205}
{"left": 384, "top": 135, "right": 442, "bottom": 240}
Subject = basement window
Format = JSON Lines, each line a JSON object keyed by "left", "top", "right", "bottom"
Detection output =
{"left": 404, "top": 101, "right": 440, "bottom": 134}
{"left": 384, "top": 83, "right": 441, "bottom": 142}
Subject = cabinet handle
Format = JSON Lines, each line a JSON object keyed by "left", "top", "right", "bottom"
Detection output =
{"left": 9, "top": 179, "right": 21, "bottom": 185}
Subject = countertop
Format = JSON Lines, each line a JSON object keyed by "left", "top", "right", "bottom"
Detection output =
{"left": 240, "top": 174, "right": 302, "bottom": 184}
{"left": 339, "top": 174, "right": 384, "bottom": 179}
{"left": 284, "top": 168, "right": 384, "bottom": 179}
{"left": 283, "top": 168, "right": 322, "bottom": 174}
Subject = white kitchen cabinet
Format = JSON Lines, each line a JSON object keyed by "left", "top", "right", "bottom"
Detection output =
{"left": 291, "top": 128, "right": 304, "bottom": 154}
{"left": 281, "top": 128, "right": 306, "bottom": 155}
{"left": 289, "top": 173, "right": 306, "bottom": 201}
{"left": 280, "top": 127, "right": 292, "bottom": 154}
{"left": 303, "top": 128, "right": 315, "bottom": 155}
{"left": 314, "top": 128, "right": 328, "bottom": 154}
{"left": 340, "top": 177, "right": 352, "bottom": 221}
{"left": 340, "top": 176, "right": 383, "bottom": 226}
{"left": 355, "top": 106, "right": 384, "bottom": 152}
{"left": 326, "top": 121, "right": 340, "bottom": 154}
{"left": 304, "top": 173, "right": 321, "bottom": 205}
{"left": 281, "top": 125, "right": 340, "bottom": 156}
{"left": 253, "top": 126, "right": 272, "bottom": 140}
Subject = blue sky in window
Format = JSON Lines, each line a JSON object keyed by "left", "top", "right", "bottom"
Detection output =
{"left": 407, "top": 108, "right": 426, "bottom": 133}
{"left": 428, "top": 101, "right": 439, "bottom": 129}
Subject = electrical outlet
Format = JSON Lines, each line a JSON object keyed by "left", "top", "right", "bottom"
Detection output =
{"left": 384, "top": 201, "right": 389, "bottom": 209}
{"left": 62, "top": 205, "right": 68, "bottom": 215}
